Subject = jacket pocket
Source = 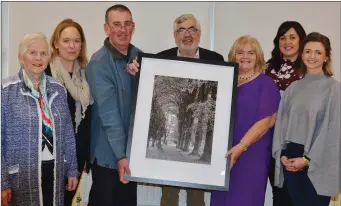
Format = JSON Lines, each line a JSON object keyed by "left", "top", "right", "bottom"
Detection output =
{"left": 8, "top": 164, "right": 19, "bottom": 190}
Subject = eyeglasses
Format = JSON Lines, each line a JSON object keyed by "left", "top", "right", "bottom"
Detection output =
{"left": 177, "top": 27, "right": 199, "bottom": 34}
{"left": 107, "top": 21, "right": 135, "bottom": 30}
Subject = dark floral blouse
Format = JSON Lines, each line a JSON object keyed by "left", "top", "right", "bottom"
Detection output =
{"left": 265, "top": 59, "right": 302, "bottom": 92}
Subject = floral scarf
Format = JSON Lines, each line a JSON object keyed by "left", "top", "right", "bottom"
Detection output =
{"left": 23, "top": 69, "right": 54, "bottom": 155}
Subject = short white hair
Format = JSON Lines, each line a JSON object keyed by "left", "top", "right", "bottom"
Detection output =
{"left": 173, "top": 14, "right": 201, "bottom": 32}
{"left": 18, "top": 32, "right": 50, "bottom": 56}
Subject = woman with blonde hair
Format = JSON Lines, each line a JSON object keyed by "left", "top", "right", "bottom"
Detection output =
{"left": 45, "top": 18, "right": 92, "bottom": 206}
{"left": 1, "top": 32, "right": 78, "bottom": 206}
{"left": 210, "top": 35, "right": 280, "bottom": 206}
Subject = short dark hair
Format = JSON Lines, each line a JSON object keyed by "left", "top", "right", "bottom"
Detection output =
{"left": 299, "top": 32, "right": 333, "bottom": 77}
{"left": 105, "top": 4, "right": 132, "bottom": 23}
{"left": 268, "top": 21, "right": 306, "bottom": 71}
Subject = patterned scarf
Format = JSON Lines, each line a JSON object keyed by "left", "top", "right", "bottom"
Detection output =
{"left": 23, "top": 69, "right": 54, "bottom": 155}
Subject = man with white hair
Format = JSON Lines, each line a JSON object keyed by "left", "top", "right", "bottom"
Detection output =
{"left": 158, "top": 14, "right": 224, "bottom": 206}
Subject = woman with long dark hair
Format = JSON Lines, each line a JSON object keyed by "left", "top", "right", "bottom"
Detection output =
{"left": 265, "top": 21, "right": 306, "bottom": 206}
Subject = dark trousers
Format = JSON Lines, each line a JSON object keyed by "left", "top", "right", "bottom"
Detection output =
{"left": 281, "top": 143, "right": 330, "bottom": 206}
{"left": 65, "top": 128, "right": 90, "bottom": 206}
{"left": 88, "top": 159, "right": 137, "bottom": 206}
{"left": 42, "top": 160, "right": 55, "bottom": 206}
{"left": 160, "top": 186, "right": 205, "bottom": 206}
{"left": 268, "top": 157, "right": 293, "bottom": 206}
{"left": 283, "top": 168, "right": 330, "bottom": 206}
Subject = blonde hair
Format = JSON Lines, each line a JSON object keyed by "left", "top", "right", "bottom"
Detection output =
{"left": 18, "top": 32, "right": 50, "bottom": 56}
{"left": 18, "top": 32, "right": 50, "bottom": 67}
{"left": 228, "top": 35, "right": 266, "bottom": 73}
{"left": 50, "top": 19, "right": 88, "bottom": 69}
{"left": 173, "top": 14, "right": 201, "bottom": 32}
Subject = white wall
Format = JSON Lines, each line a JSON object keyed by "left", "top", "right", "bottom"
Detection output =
{"left": 4, "top": 2, "right": 212, "bottom": 76}
{"left": 3, "top": 2, "right": 340, "bottom": 81}
{"left": 1, "top": 2, "right": 9, "bottom": 78}
{"left": 214, "top": 2, "right": 341, "bottom": 81}
{"left": 1, "top": 2, "right": 340, "bottom": 206}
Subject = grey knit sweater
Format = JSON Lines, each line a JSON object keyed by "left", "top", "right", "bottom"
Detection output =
{"left": 272, "top": 72, "right": 341, "bottom": 196}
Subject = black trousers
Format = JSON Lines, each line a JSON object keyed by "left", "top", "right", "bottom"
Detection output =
{"left": 268, "top": 156, "right": 293, "bottom": 206}
{"left": 88, "top": 159, "right": 137, "bottom": 206}
{"left": 284, "top": 168, "right": 330, "bottom": 206}
{"left": 64, "top": 125, "right": 90, "bottom": 206}
{"left": 42, "top": 160, "right": 55, "bottom": 206}
{"left": 281, "top": 143, "right": 330, "bottom": 206}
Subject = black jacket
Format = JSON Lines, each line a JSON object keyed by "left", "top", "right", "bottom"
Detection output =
{"left": 45, "top": 65, "right": 91, "bottom": 173}
{"left": 157, "top": 47, "right": 224, "bottom": 61}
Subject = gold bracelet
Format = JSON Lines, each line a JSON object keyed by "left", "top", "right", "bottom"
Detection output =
{"left": 239, "top": 141, "right": 248, "bottom": 152}
{"left": 302, "top": 156, "right": 310, "bottom": 166}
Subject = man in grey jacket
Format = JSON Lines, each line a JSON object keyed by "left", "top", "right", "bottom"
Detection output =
{"left": 86, "top": 4, "right": 140, "bottom": 206}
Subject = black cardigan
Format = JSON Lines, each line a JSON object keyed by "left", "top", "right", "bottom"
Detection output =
{"left": 45, "top": 65, "right": 91, "bottom": 173}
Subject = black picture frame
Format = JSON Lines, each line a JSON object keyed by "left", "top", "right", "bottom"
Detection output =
{"left": 125, "top": 53, "right": 238, "bottom": 191}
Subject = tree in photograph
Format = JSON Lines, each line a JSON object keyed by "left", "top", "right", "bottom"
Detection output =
{"left": 148, "top": 91, "right": 167, "bottom": 150}
{"left": 148, "top": 75, "right": 217, "bottom": 163}
{"left": 199, "top": 85, "right": 217, "bottom": 162}
{"left": 187, "top": 82, "right": 206, "bottom": 155}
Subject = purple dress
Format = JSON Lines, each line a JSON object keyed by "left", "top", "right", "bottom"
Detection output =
{"left": 211, "top": 74, "right": 280, "bottom": 206}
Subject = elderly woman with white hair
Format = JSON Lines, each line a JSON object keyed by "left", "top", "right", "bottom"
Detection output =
{"left": 1, "top": 32, "right": 79, "bottom": 206}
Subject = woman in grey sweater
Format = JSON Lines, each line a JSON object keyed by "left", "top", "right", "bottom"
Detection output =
{"left": 272, "top": 32, "right": 340, "bottom": 206}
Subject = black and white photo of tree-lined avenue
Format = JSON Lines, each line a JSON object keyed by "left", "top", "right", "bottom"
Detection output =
{"left": 146, "top": 75, "right": 218, "bottom": 165}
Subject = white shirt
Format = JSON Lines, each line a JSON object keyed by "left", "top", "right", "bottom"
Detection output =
{"left": 177, "top": 48, "right": 200, "bottom": 59}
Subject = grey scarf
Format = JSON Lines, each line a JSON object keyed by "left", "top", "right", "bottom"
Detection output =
{"left": 50, "top": 57, "right": 93, "bottom": 132}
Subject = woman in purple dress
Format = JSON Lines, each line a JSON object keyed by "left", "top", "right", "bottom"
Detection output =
{"left": 211, "top": 35, "right": 280, "bottom": 206}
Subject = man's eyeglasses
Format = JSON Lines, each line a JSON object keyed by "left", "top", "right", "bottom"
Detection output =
{"left": 107, "top": 21, "right": 135, "bottom": 30}
{"left": 177, "top": 27, "right": 199, "bottom": 34}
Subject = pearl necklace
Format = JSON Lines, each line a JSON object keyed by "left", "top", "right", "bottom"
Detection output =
{"left": 238, "top": 71, "right": 255, "bottom": 80}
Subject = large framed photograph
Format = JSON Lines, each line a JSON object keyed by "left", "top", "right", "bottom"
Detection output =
{"left": 126, "top": 53, "right": 238, "bottom": 191}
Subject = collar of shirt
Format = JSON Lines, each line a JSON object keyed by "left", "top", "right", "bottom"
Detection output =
{"left": 177, "top": 48, "right": 200, "bottom": 59}
{"left": 104, "top": 37, "right": 132, "bottom": 62}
